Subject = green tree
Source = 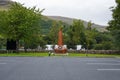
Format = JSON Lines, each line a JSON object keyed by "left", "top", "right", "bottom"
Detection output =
{"left": 0, "top": 35, "right": 6, "bottom": 49}
{"left": 87, "top": 20, "right": 93, "bottom": 30}
{"left": 108, "top": 0, "right": 120, "bottom": 49}
{"left": 48, "top": 21, "right": 59, "bottom": 44}
{"left": 0, "top": 2, "right": 42, "bottom": 52}
{"left": 85, "top": 29, "right": 97, "bottom": 49}
{"left": 85, "top": 21, "right": 98, "bottom": 49}
{"left": 94, "top": 32, "right": 114, "bottom": 50}
{"left": 66, "top": 20, "right": 86, "bottom": 49}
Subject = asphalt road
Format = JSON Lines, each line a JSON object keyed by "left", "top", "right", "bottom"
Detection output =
{"left": 0, "top": 57, "right": 120, "bottom": 80}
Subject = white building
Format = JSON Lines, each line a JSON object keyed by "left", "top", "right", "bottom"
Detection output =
{"left": 45, "top": 45, "right": 53, "bottom": 50}
{"left": 76, "top": 45, "right": 82, "bottom": 50}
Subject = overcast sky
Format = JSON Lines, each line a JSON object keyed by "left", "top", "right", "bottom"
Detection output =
{"left": 12, "top": 0, "right": 116, "bottom": 26}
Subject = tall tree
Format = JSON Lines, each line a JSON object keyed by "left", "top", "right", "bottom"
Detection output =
{"left": 108, "top": 0, "right": 120, "bottom": 49}
{"left": 48, "top": 21, "right": 60, "bottom": 45}
{"left": 49, "top": 21, "right": 58, "bottom": 45}
{"left": 67, "top": 20, "right": 86, "bottom": 49}
{"left": 0, "top": 2, "right": 42, "bottom": 52}
{"left": 85, "top": 29, "right": 97, "bottom": 49}
{"left": 87, "top": 20, "right": 92, "bottom": 30}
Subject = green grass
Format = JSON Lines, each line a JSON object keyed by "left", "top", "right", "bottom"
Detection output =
{"left": 69, "top": 53, "right": 120, "bottom": 58}
{"left": 0, "top": 53, "right": 48, "bottom": 57}
{"left": 0, "top": 53, "right": 120, "bottom": 58}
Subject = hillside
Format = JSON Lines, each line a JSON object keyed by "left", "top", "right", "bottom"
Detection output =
{"left": 47, "top": 16, "right": 107, "bottom": 32}
{"left": 0, "top": 1, "right": 107, "bottom": 32}
{"left": 40, "top": 16, "right": 69, "bottom": 34}
{"left": 0, "top": 0, "right": 12, "bottom": 10}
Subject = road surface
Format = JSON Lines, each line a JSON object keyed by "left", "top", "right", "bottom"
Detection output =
{"left": 0, "top": 57, "right": 120, "bottom": 80}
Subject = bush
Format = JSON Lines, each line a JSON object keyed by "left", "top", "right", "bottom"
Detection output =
{"left": 94, "top": 42, "right": 114, "bottom": 50}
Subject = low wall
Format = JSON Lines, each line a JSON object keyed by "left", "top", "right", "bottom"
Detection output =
{"left": 0, "top": 50, "right": 120, "bottom": 54}
{"left": 68, "top": 50, "right": 120, "bottom": 54}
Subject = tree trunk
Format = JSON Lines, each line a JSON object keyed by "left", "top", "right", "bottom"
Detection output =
{"left": 16, "top": 39, "right": 19, "bottom": 53}
{"left": 24, "top": 42, "right": 27, "bottom": 52}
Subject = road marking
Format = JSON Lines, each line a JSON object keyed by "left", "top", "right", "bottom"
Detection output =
{"left": 0, "top": 60, "right": 15, "bottom": 61}
{"left": 87, "top": 63, "right": 120, "bottom": 65}
{"left": 97, "top": 69, "right": 120, "bottom": 71}
{"left": 80, "top": 60, "right": 118, "bottom": 62}
{"left": 0, "top": 63, "right": 7, "bottom": 64}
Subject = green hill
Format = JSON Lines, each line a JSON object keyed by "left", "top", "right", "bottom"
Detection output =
{"left": 40, "top": 16, "right": 69, "bottom": 34}
{"left": 0, "top": 1, "right": 69, "bottom": 34}
{"left": 47, "top": 16, "right": 107, "bottom": 32}
{"left": 0, "top": 1, "right": 107, "bottom": 33}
